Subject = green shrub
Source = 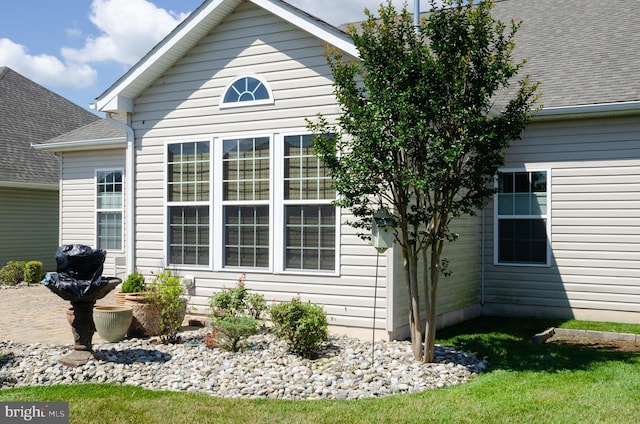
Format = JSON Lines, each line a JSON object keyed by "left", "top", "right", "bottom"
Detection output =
{"left": 270, "top": 297, "right": 329, "bottom": 358}
{"left": 149, "top": 270, "right": 186, "bottom": 344}
{"left": 212, "top": 316, "right": 259, "bottom": 352}
{"left": 0, "top": 261, "right": 26, "bottom": 285}
{"left": 208, "top": 274, "right": 266, "bottom": 351}
{"left": 209, "top": 274, "right": 266, "bottom": 319}
{"left": 121, "top": 271, "right": 146, "bottom": 293}
{"left": 245, "top": 292, "right": 267, "bottom": 320}
{"left": 24, "top": 261, "right": 43, "bottom": 284}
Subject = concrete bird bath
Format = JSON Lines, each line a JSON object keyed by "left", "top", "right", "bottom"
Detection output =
{"left": 42, "top": 245, "right": 122, "bottom": 367}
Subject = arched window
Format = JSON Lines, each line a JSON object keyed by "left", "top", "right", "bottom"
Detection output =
{"left": 220, "top": 74, "right": 273, "bottom": 108}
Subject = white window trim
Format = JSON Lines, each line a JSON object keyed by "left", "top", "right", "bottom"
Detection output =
{"left": 275, "top": 131, "right": 340, "bottom": 276}
{"left": 95, "top": 167, "right": 124, "bottom": 253}
{"left": 164, "top": 136, "right": 214, "bottom": 271}
{"left": 163, "top": 131, "right": 340, "bottom": 276}
{"left": 219, "top": 73, "right": 274, "bottom": 109}
{"left": 214, "top": 133, "right": 274, "bottom": 273}
{"left": 493, "top": 167, "right": 552, "bottom": 267}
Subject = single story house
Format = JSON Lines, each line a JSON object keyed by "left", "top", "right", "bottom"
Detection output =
{"left": 0, "top": 67, "right": 99, "bottom": 271}
{"left": 34, "top": 0, "right": 640, "bottom": 338}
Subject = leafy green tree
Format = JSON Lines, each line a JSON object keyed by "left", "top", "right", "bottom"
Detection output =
{"left": 308, "top": 0, "right": 539, "bottom": 362}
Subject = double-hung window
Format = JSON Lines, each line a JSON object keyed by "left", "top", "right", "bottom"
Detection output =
{"left": 222, "top": 137, "right": 270, "bottom": 268}
{"left": 495, "top": 170, "right": 550, "bottom": 265}
{"left": 167, "top": 141, "right": 210, "bottom": 266}
{"left": 96, "top": 169, "right": 123, "bottom": 250}
{"left": 283, "top": 134, "right": 336, "bottom": 271}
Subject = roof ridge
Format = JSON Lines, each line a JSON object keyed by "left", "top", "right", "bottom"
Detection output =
{"left": 0, "top": 66, "right": 9, "bottom": 81}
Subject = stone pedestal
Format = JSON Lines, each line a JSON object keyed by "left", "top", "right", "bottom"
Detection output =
{"left": 59, "top": 300, "right": 96, "bottom": 367}
{"left": 44, "top": 277, "right": 122, "bottom": 367}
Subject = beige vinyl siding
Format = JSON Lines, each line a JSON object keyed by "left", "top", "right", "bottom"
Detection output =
{"left": 390, "top": 215, "right": 481, "bottom": 339}
{"left": 130, "top": 2, "right": 390, "bottom": 336}
{"left": 59, "top": 149, "right": 126, "bottom": 273}
{"left": 0, "top": 187, "right": 58, "bottom": 271}
{"left": 483, "top": 116, "right": 640, "bottom": 322}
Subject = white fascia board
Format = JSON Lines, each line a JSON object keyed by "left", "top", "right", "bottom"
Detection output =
{"left": 0, "top": 180, "right": 58, "bottom": 191}
{"left": 533, "top": 101, "right": 640, "bottom": 120}
{"left": 253, "top": 0, "right": 358, "bottom": 58}
{"left": 97, "top": 95, "right": 134, "bottom": 114}
{"left": 32, "top": 138, "right": 126, "bottom": 153}
{"left": 96, "top": 0, "right": 357, "bottom": 113}
{"left": 95, "top": 0, "right": 237, "bottom": 113}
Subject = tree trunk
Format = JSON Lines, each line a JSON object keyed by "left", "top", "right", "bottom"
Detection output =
{"left": 422, "top": 239, "right": 443, "bottom": 363}
{"left": 404, "top": 245, "right": 424, "bottom": 361}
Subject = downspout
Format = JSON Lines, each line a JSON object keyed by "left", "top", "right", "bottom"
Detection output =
{"left": 106, "top": 112, "right": 135, "bottom": 275}
{"left": 414, "top": 0, "right": 420, "bottom": 31}
{"left": 481, "top": 207, "right": 485, "bottom": 305}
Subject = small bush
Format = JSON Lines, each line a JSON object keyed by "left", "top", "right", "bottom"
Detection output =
{"left": 149, "top": 270, "right": 186, "bottom": 344}
{"left": 212, "top": 316, "right": 259, "bottom": 352}
{"left": 121, "top": 271, "right": 146, "bottom": 293}
{"left": 208, "top": 274, "right": 266, "bottom": 351}
{"left": 270, "top": 297, "right": 329, "bottom": 358}
{"left": 0, "top": 261, "right": 26, "bottom": 285}
{"left": 209, "top": 274, "right": 266, "bottom": 319}
{"left": 24, "top": 261, "right": 43, "bottom": 284}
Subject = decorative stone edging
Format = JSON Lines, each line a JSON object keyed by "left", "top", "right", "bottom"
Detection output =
{"left": 553, "top": 328, "right": 640, "bottom": 343}
{"left": 532, "top": 327, "right": 640, "bottom": 344}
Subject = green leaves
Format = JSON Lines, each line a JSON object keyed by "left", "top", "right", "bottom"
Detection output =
{"left": 309, "top": 0, "right": 539, "bottom": 238}
{"left": 208, "top": 274, "right": 267, "bottom": 351}
{"left": 270, "top": 297, "right": 329, "bottom": 358}
{"left": 308, "top": 0, "right": 539, "bottom": 361}
{"left": 148, "top": 270, "right": 186, "bottom": 344}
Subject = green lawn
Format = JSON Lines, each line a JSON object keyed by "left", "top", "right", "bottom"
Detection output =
{"left": 1, "top": 317, "right": 639, "bottom": 423}
{"left": 558, "top": 319, "right": 640, "bottom": 335}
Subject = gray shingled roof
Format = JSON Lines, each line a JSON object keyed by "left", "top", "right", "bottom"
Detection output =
{"left": 489, "top": 0, "right": 640, "bottom": 109}
{"left": 42, "top": 117, "right": 126, "bottom": 145}
{"left": 347, "top": 0, "right": 639, "bottom": 110}
{"left": 0, "top": 67, "right": 99, "bottom": 185}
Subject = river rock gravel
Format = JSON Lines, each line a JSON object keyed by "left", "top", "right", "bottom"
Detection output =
{"left": 0, "top": 330, "right": 487, "bottom": 400}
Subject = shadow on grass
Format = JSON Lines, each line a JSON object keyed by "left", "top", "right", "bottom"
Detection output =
{"left": 436, "top": 316, "right": 640, "bottom": 373}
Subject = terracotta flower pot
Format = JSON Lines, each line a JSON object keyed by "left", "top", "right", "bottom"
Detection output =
{"left": 124, "top": 293, "right": 161, "bottom": 337}
{"left": 93, "top": 305, "right": 133, "bottom": 342}
{"left": 66, "top": 306, "right": 75, "bottom": 325}
{"left": 114, "top": 291, "right": 127, "bottom": 306}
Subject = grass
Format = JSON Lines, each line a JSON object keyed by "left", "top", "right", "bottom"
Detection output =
{"left": 558, "top": 319, "right": 640, "bottom": 335}
{"left": 1, "top": 317, "right": 639, "bottom": 423}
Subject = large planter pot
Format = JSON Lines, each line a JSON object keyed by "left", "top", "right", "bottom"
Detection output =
{"left": 124, "top": 293, "right": 161, "bottom": 337}
{"left": 93, "top": 305, "right": 133, "bottom": 342}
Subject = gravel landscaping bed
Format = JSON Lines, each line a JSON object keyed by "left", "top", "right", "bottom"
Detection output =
{"left": 1, "top": 329, "right": 486, "bottom": 400}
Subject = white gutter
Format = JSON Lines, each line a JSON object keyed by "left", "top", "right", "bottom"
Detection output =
{"left": 0, "top": 181, "right": 58, "bottom": 190}
{"left": 32, "top": 138, "right": 125, "bottom": 153}
{"left": 106, "top": 112, "right": 135, "bottom": 275}
{"left": 533, "top": 101, "right": 640, "bottom": 120}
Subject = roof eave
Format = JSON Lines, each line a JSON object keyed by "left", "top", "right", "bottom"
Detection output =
{"left": 32, "top": 138, "right": 127, "bottom": 153}
{"left": 533, "top": 101, "right": 640, "bottom": 121}
{"left": 0, "top": 180, "right": 58, "bottom": 191}
{"left": 95, "top": 0, "right": 357, "bottom": 113}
